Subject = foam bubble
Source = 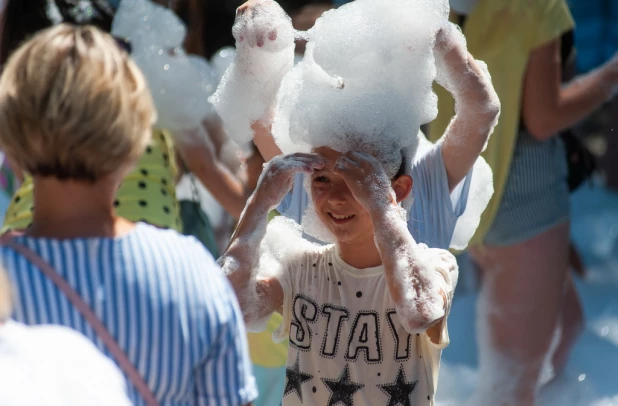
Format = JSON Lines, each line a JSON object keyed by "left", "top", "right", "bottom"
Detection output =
{"left": 273, "top": 0, "right": 449, "bottom": 173}
{"left": 210, "top": 1, "right": 296, "bottom": 143}
{"left": 210, "top": 47, "right": 237, "bottom": 82}
{"left": 112, "top": 0, "right": 218, "bottom": 137}
{"left": 257, "top": 216, "right": 323, "bottom": 333}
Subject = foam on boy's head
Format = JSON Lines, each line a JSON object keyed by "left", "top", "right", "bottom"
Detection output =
{"left": 272, "top": 0, "right": 447, "bottom": 164}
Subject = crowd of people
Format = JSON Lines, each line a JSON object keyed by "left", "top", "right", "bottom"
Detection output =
{"left": 0, "top": 0, "right": 616, "bottom": 406}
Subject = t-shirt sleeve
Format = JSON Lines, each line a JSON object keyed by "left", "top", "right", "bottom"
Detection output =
{"left": 407, "top": 143, "right": 473, "bottom": 250}
{"left": 195, "top": 280, "right": 259, "bottom": 406}
{"left": 277, "top": 173, "right": 308, "bottom": 225}
{"left": 528, "top": 0, "right": 574, "bottom": 50}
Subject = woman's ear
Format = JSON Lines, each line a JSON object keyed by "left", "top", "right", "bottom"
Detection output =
{"left": 392, "top": 175, "right": 413, "bottom": 203}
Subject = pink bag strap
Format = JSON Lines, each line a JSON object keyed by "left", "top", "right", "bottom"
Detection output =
{"left": 0, "top": 232, "right": 159, "bottom": 406}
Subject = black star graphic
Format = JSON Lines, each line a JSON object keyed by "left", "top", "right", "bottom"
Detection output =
{"left": 377, "top": 365, "right": 419, "bottom": 406}
{"left": 321, "top": 364, "right": 364, "bottom": 406}
{"left": 283, "top": 353, "right": 313, "bottom": 402}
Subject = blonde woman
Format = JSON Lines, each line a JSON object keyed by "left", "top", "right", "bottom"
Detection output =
{"left": 0, "top": 0, "right": 251, "bottom": 256}
{"left": 0, "top": 24, "right": 256, "bottom": 405}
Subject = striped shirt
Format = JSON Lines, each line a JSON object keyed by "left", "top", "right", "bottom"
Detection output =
{"left": 0, "top": 223, "right": 257, "bottom": 406}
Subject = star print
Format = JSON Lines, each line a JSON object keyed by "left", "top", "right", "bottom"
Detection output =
{"left": 321, "top": 364, "right": 364, "bottom": 406}
{"left": 283, "top": 353, "right": 313, "bottom": 402}
{"left": 378, "top": 365, "right": 419, "bottom": 406}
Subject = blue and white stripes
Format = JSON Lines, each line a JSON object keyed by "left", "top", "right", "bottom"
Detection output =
{"left": 1, "top": 223, "right": 257, "bottom": 406}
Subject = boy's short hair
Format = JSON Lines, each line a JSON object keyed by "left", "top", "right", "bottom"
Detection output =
{"left": 0, "top": 267, "right": 12, "bottom": 321}
{"left": 0, "top": 24, "right": 155, "bottom": 182}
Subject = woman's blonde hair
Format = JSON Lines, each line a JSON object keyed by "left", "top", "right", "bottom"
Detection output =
{"left": 0, "top": 24, "right": 155, "bottom": 182}
{"left": 0, "top": 267, "right": 12, "bottom": 321}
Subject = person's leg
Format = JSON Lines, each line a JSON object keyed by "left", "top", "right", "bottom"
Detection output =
{"left": 468, "top": 222, "right": 570, "bottom": 406}
{"left": 551, "top": 274, "right": 584, "bottom": 375}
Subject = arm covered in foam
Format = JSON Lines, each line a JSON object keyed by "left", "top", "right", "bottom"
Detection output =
{"left": 218, "top": 153, "right": 325, "bottom": 331}
{"left": 372, "top": 205, "right": 458, "bottom": 334}
{"left": 434, "top": 23, "right": 500, "bottom": 192}
{"left": 219, "top": 196, "right": 282, "bottom": 331}
{"left": 210, "top": 0, "right": 296, "bottom": 146}
{"left": 333, "top": 151, "right": 458, "bottom": 334}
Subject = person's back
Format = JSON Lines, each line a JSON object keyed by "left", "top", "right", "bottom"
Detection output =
{"left": 0, "top": 23, "right": 257, "bottom": 405}
{"left": 1, "top": 223, "right": 256, "bottom": 405}
{"left": 0, "top": 320, "right": 133, "bottom": 406}
{"left": 0, "top": 263, "right": 132, "bottom": 405}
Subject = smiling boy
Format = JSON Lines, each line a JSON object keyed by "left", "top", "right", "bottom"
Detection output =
{"left": 220, "top": 146, "right": 458, "bottom": 406}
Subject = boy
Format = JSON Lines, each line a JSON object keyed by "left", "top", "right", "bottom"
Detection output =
{"left": 218, "top": 1, "right": 499, "bottom": 404}
{"left": 220, "top": 146, "right": 458, "bottom": 405}
{"left": 219, "top": 0, "right": 500, "bottom": 252}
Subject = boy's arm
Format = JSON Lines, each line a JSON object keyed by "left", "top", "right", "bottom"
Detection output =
{"left": 218, "top": 153, "right": 325, "bottom": 328}
{"left": 434, "top": 24, "right": 500, "bottom": 192}
{"left": 334, "top": 152, "right": 457, "bottom": 334}
{"left": 372, "top": 208, "right": 456, "bottom": 333}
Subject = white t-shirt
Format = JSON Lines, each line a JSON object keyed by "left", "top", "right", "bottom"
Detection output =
{"left": 0, "top": 320, "right": 133, "bottom": 406}
{"left": 275, "top": 245, "right": 456, "bottom": 406}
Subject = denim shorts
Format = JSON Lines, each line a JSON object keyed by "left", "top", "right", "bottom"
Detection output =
{"left": 484, "top": 130, "right": 570, "bottom": 246}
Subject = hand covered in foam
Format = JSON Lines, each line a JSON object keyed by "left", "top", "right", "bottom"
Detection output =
{"left": 211, "top": 0, "right": 296, "bottom": 143}
{"left": 234, "top": 0, "right": 293, "bottom": 52}
{"left": 254, "top": 153, "right": 326, "bottom": 211}
{"left": 418, "top": 245, "right": 458, "bottom": 302}
{"left": 433, "top": 22, "right": 469, "bottom": 92}
{"left": 332, "top": 151, "right": 396, "bottom": 213}
{"left": 434, "top": 22, "right": 500, "bottom": 144}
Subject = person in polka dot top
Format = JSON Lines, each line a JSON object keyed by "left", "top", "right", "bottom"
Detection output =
{"left": 0, "top": 1, "right": 182, "bottom": 233}
{"left": 4, "top": 128, "right": 182, "bottom": 233}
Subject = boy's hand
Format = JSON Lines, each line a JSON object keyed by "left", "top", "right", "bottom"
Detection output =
{"left": 234, "top": 0, "right": 292, "bottom": 51}
{"left": 333, "top": 151, "right": 396, "bottom": 213}
{"left": 253, "top": 153, "right": 326, "bottom": 210}
{"left": 433, "top": 23, "right": 473, "bottom": 93}
{"left": 433, "top": 23, "right": 500, "bottom": 191}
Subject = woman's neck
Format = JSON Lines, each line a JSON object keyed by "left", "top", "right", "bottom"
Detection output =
{"left": 28, "top": 176, "right": 134, "bottom": 239}
{"left": 336, "top": 232, "right": 382, "bottom": 269}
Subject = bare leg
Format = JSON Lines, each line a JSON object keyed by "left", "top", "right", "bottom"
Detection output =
{"left": 467, "top": 222, "right": 570, "bottom": 406}
{"left": 551, "top": 274, "right": 584, "bottom": 375}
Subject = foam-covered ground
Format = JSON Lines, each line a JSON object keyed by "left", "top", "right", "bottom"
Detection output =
{"left": 437, "top": 181, "right": 618, "bottom": 405}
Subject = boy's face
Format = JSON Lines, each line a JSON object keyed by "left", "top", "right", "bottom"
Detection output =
{"left": 310, "top": 147, "right": 377, "bottom": 244}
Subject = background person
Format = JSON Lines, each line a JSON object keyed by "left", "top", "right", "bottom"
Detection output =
{"left": 0, "top": 23, "right": 256, "bottom": 405}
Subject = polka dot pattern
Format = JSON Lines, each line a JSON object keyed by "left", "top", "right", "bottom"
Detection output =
{"left": 2, "top": 129, "right": 183, "bottom": 232}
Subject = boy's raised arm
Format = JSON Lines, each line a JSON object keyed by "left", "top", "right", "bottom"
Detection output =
{"left": 434, "top": 23, "right": 500, "bottom": 192}
{"left": 219, "top": 153, "right": 325, "bottom": 329}
{"left": 333, "top": 151, "right": 457, "bottom": 334}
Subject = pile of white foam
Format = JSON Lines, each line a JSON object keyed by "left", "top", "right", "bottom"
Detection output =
{"left": 211, "top": 1, "right": 296, "bottom": 144}
{"left": 112, "top": 0, "right": 218, "bottom": 136}
{"left": 212, "top": 0, "right": 449, "bottom": 175}
{"left": 212, "top": 0, "right": 494, "bottom": 249}
{"left": 274, "top": 0, "right": 448, "bottom": 176}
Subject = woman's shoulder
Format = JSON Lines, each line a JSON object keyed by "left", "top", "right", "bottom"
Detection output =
{"left": 132, "top": 222, "right": 215, "bottom": 260}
